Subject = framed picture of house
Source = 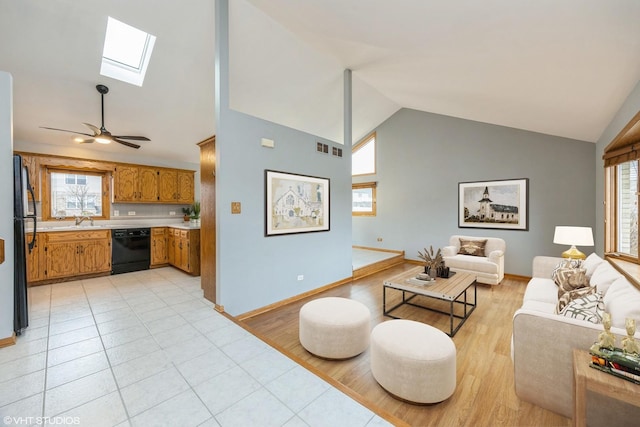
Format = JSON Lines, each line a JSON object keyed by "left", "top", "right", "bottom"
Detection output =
{"left": 458, "top": 178, "right": 528, "bottom": 230}
{"left": 265, "top": 170, "right": 330, "bottom": 236}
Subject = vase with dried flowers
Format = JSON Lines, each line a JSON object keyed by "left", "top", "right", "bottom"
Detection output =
{"left": 418, "top": 246, "right": 448, "bottom": 278}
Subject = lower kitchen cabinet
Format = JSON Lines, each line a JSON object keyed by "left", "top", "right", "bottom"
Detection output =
{"left": 26, "top": 233, "right": 44, "bottom": 283}
{"left": 151, "top": 227, "right": 169, "bottom": 267}
{"left": 42, "top": 230, "right": 111, "bottom": 281}
{"left": 169, "top": 228, "right": 200, "bottom": 275}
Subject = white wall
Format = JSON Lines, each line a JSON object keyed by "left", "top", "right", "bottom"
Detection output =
{"left": 0, "top": 71, "right": 15, "bottom": 340}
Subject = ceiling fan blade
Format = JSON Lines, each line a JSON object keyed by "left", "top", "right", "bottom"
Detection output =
{"left": 112, "top": 135, "right": 150, "bottom": 141}
{"left": 113, "top": 138, "right": 141, "bottom": 149}
{"left": 82, "top": 123, "right": 101, "bottom": 136}
{"left": 40, "top": 126, "right": 94, "bottom": 137}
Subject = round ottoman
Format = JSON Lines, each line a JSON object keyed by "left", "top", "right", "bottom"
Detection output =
{"left": 370, "top": 319, "right": 456, "bottom": 404}
{"left": 299, "top": 297, "right": 371, "bottom": 359}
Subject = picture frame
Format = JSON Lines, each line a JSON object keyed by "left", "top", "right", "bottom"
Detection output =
{"left": 265, "top": 170, "right": 330, "bottom": 236}
{"left": 458, "top": 178, "right": 528, "bottom": 231}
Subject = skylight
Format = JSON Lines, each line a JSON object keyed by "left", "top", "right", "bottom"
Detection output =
{"left": 100, "top": 17, "right": 156, "bottom": 87}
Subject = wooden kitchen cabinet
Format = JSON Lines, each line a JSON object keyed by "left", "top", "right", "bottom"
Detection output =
{"left": 158, "top": 169, "right": 178, "bottom": 202}
{"left": 168, "top": 228, "right": 200, "bottom": 275}
{"left": 26, "top": 233, "right": 44, "bottom": 283}
{"left": 158, "top": 169, "right": 195, "bottom": 204}
{"left": 176, "top": 171, "right": 195, "bottom": 203}
{"left": 151, "top": 227, "right": 168, "bottom": 267}
{"left": 113, "top": 165, "right": 158, "bottom": 202}
{"left": 43, "top": 230, "right": 111, "bottom": 280}
{"left": 167, "top": 228, "right": 176, "bottom": 266}
{"left": 21, "top": 154, "right": 40, "bottom": 201}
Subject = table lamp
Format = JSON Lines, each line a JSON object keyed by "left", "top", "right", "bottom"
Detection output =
{"left": 553, "top": 226, "right": 594, "bottom": 260}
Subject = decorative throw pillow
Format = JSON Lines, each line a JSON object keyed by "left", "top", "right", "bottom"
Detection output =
{"left": 458, "top": 239, "right": 487, "bottom": 257}
{"left": 551, "top": 259, "right": 582, "bottom": 282}
{"left": 554, "top": 267, "right": 588, "bottom": 297}
{"left": 556, "top": 285, "right": 596, "bottom": 314}
{"left": 559, "top": 291, "right": 604, "bottom": 324}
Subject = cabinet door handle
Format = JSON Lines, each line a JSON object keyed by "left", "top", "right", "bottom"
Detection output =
{"left": 76, "top": 246, "right": 80, "bottom": 254}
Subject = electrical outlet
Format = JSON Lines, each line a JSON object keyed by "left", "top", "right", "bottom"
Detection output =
{"left": 113, "top": 210, "right": 119, "bottom": 216}
{"left": 297, "top": 275, "right": 304, "bottom": 281}
{"left": 128, "top": 211, "right": 136, "bottom": 216}
{"left": 377, "top": 237, "right": 383, "bottom": 242}
{"left": 169, "top": 211, "right": 176, "bottom": 216}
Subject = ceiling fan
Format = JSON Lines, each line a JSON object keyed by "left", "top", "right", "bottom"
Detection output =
{"left": 41, "top": 84, "right": 150, "bottom": 149}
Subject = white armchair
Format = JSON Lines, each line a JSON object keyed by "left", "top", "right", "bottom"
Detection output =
{"left": 442, "top": 235, "right": 505, "bottom": 285}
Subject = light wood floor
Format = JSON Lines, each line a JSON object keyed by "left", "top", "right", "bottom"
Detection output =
{"left": 241, "top": 263, "right": 570, "bottom": 427}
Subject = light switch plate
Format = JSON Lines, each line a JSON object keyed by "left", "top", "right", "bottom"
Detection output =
{"left": 231, "top": 202, "right": 241, "bottom": 214}
{"left": 261, "top": 138, "right": 274, "bottom": 148}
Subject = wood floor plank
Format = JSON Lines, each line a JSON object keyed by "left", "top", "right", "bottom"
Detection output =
{"left": 241, "top": 263, "right": 570, "bottom": 427}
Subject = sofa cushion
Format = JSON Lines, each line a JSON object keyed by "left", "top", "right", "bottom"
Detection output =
{"left": 590, "top": 261, "right": 622, "bottom": 295}
{"left": 523, "top": 278, "right": 558, "bottom": 305}
{"left": 444, "top": 255, "right": 499, "bottom": 274}
{"left": 559, "top": 292, "right": 604, "bottom": 324}
{"left": 582, "top": 253, "right": 604, "bottom": 279}
{"left": 554, "top": 267, "right": 588, "bottom": 296}
{"left": 458, "top": 239, "right": 487, "bottom": 257}
{"left": 603, "top": 277, "right": 640, "bottom": 329}
{"left": 556, "top": 286, "right": 597, "bottom": 314}
{"left": 520, "top": 299, "right": 557, "bottom": 314}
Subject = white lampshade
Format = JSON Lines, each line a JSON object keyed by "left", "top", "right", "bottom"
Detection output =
{"left": 553, "top": 226, "right": 594, "bottom": 246}
{"left": 553, "top": 226, "right": 594, "bottom": 260}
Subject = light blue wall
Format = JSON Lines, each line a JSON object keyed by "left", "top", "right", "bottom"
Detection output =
{"left": 216, "top": 111, "right": 352, "bottom": 315}
{"left": 353, "top": 108, "right": 596, "bottom": 277}
{"left": 215, "top": 0, "right": 352, "bottom": 316}
{"left": 595, "top": 79, "right": 640, "bottom": 253}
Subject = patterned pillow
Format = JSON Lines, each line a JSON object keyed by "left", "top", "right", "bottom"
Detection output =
{"left": 556, "top": 285, "right": 596, "bottom": 314}
{"left": 559, "top": 292, "right": 604, "bottom": 324}
{"left": 458, "top": 239, "right": 487, "bottom": 257}
{"left": 554, "top": 267, "right": 588, "bottom": 297}
{"left": 551, "top": 259, "right": 582, "bottom": 282}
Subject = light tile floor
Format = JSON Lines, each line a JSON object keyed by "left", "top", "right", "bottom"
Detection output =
{"left": 0, "top": 267, "right": 391, "bottom": 427}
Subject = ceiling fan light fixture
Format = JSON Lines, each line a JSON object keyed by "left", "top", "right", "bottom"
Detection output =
{"left": 95, "top": 136, "right": 112, "bottom": 144}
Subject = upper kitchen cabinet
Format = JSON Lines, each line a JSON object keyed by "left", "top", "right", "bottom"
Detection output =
{"left": 177, "top": 170, "right": 195, "bottom": 204}
{"left": 158, "top": 169, "right": 177, "bottom": 202}
{"left": 115, "top": 165, "right": 194, "bottom": 204}
{"left": 21, "top": 154, "right": 40, "bottom": 201}
{"left": 113, "top": 165, "right": 158, "bottom": 202}
{"left": 158, "top": 169, "right": 195, "bottom": 204}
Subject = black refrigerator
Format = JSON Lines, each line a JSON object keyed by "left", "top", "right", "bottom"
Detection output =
{"left": 13, "top": 154, "right": 37, "bottom": 335}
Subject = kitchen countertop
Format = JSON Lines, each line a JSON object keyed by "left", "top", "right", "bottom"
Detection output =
{"left": 28, "top": 219, "right": 200, "bottom": 232}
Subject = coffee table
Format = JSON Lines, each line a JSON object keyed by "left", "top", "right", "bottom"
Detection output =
{"left": 383, "top": 266, "right": 477, "bottom": 336}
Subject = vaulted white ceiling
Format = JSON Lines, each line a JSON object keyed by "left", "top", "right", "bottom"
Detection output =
{"left": 1, "top": 0, "right": 639, "bottom": 164}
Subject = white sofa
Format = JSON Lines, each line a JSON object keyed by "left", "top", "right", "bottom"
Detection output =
{"left": 512, "top": 254, "right": 640, "bottom": 426}
{"left": 442, "top": 235, "right": 505, "bottom": 285}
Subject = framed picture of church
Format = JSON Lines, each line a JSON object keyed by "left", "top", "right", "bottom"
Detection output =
{"left": 265, "top": 170, "right": 330, "bottom": 236}
{"left": 458, "top": 178, "right": 528, "bottom": 231}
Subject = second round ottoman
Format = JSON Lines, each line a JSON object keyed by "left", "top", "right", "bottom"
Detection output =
{"left": 299, "top": 297, "right": 371, "bottom": 359}
{"left": 370, "top": 319, "right": 456, "bottom": 404}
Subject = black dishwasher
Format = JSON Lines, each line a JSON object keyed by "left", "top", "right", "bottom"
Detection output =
{"left": 111, "top": 228, "right": 151, "bottom": 274}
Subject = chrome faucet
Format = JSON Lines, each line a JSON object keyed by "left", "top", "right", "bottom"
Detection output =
{"left": 75, "top": 215, "right": 94, "bottom": 226}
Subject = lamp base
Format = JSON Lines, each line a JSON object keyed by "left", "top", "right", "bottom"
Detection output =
{"left": 562, "top": 245, "right": 586, "bottom": 260}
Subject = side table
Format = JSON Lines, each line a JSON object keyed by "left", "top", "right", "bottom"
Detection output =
{"left": 572, "top": 348, "right": 639, "bottom": 427}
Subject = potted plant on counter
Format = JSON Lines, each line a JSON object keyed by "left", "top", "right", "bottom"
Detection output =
{"left": 182, "top": 207, "right": 191, "bottom": 222}
{"left": 190, "top": 201, "right": 201, "bottom": 226}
